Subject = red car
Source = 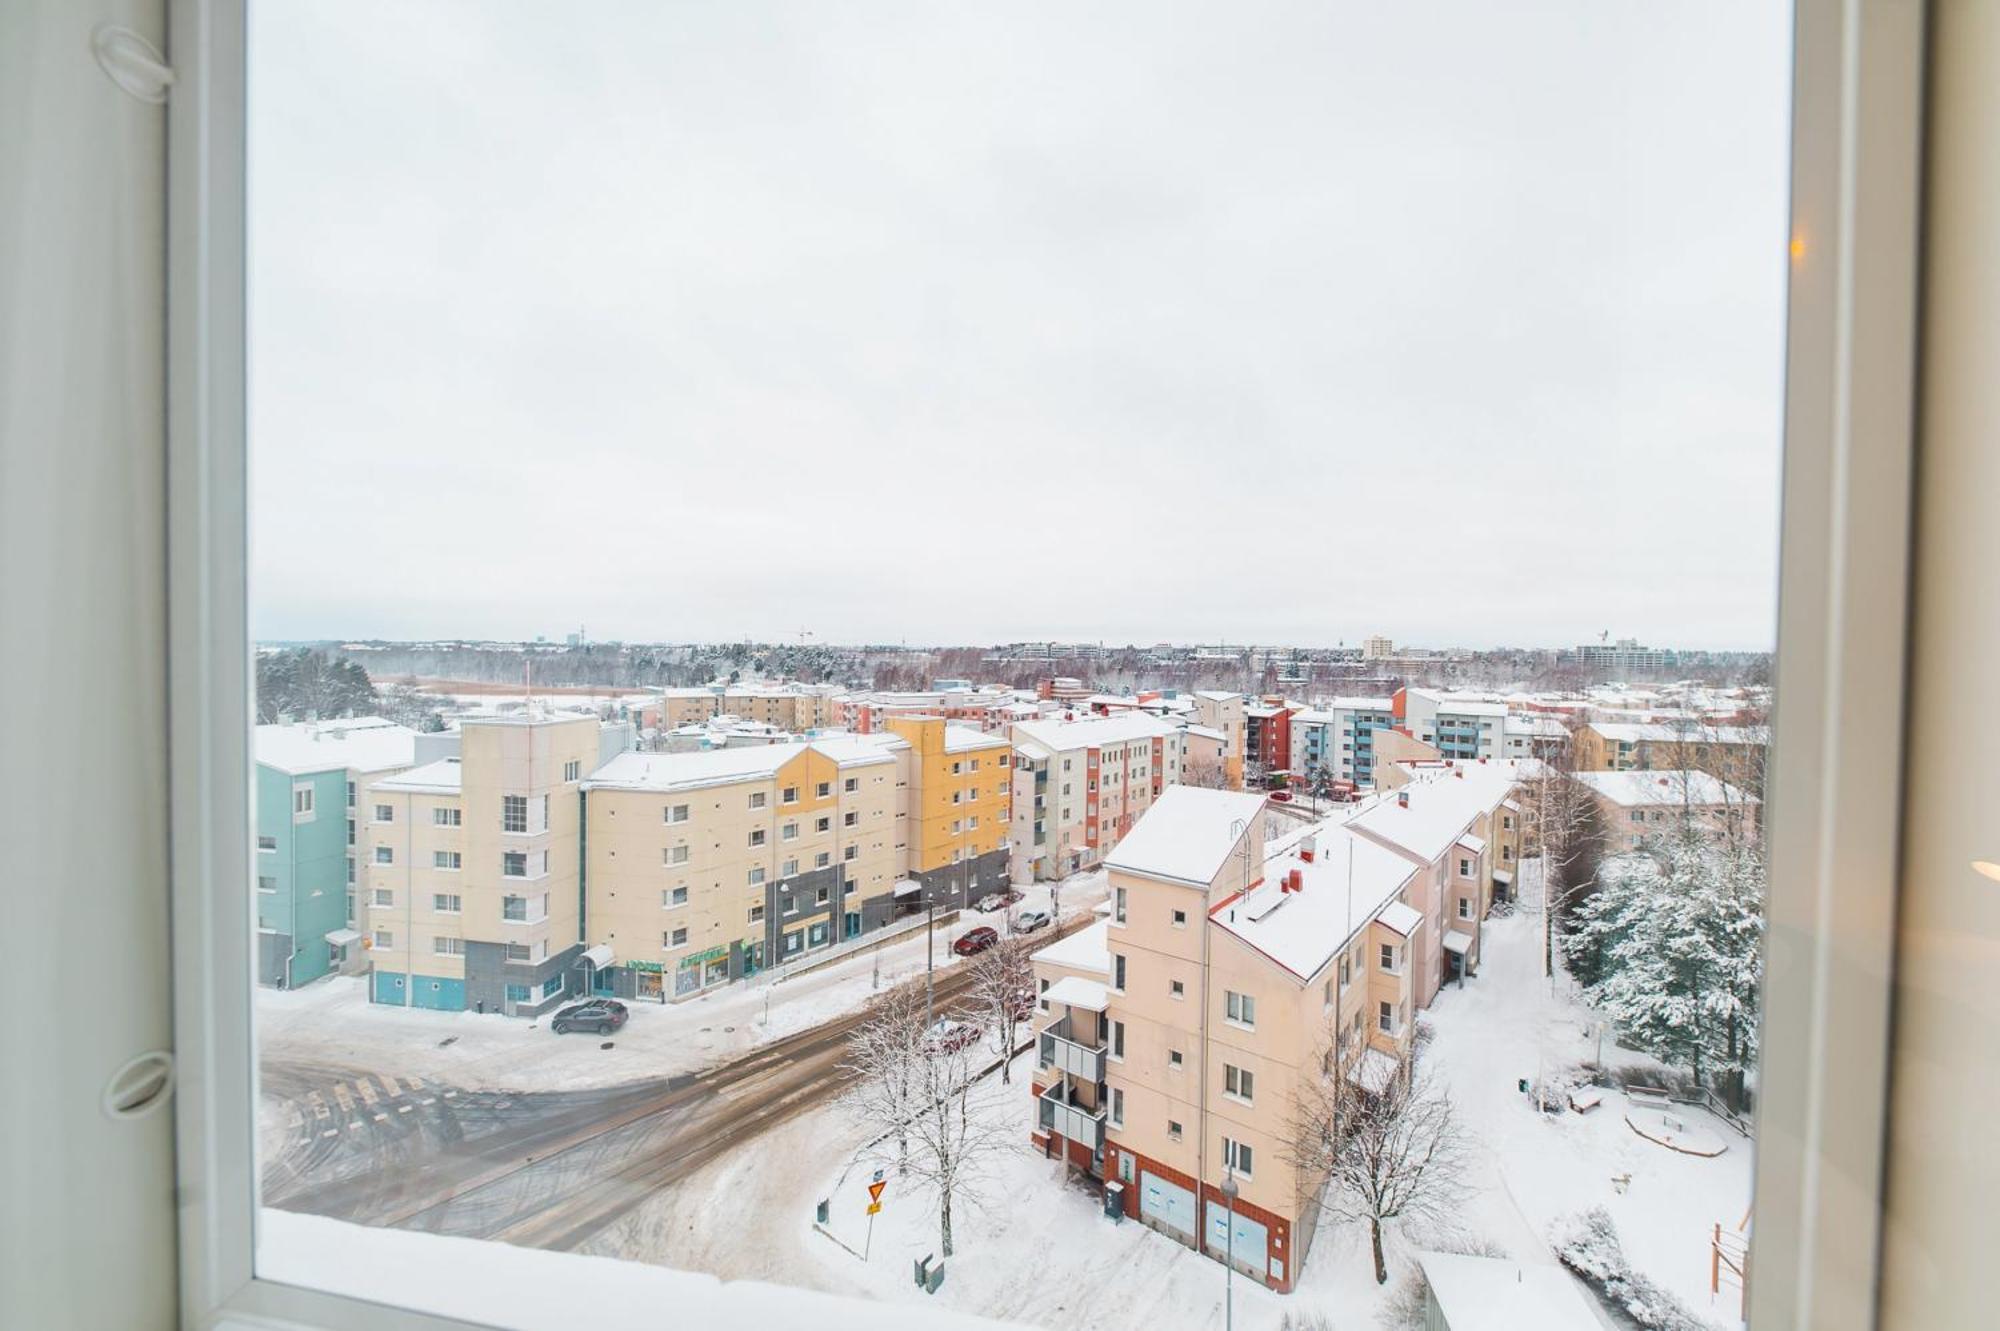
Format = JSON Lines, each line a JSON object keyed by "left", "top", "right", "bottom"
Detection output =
{"left": 953, "top": 925, "right": 1000, "bottom": 957}
{"left": 1268, "top": 789, "right": 1293, "bottom": 803}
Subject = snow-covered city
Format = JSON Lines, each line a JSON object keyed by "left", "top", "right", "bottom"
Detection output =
{"left": 252, "top": 666, "right": 1766, "bottom": 1331}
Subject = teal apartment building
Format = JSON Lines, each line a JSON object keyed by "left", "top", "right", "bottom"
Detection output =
{"left": 254, "top": 719, "right": 418, "bottom": 988}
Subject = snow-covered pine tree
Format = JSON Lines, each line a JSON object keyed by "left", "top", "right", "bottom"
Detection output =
{"left": 1566, "top": 821, "right": 1764, "bottom": 1106}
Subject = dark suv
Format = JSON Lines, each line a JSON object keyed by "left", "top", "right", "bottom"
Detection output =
{"left": 551, "top": 999, "right": 628, "bottom": 1035}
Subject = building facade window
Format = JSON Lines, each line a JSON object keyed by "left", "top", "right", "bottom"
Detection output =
{"left": 1225, "top": 990, "right": 1256, "bottom": 1027}
{"left": 1222, "top": 1137, "right": 1253, "bottom": 1178}
{"left": 433, "top": 893, "right": 460, "bottom": 913}
{"left": 502, "top": 794, "right": 527, "bottom": 833}
{"left": 1224, "top": 1064, "right": 1254, "bottom": 1103}
{"left": 433, "top": 850, "right": 461, "bottom": 870}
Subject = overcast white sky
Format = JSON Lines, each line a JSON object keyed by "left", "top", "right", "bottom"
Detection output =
{"left": 250, "top": 0, "right": 1792, "bottom": 650}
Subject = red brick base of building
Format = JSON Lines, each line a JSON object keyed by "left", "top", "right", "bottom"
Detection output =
{"left": 1101, "top": 1142, "right": 1298, "bottom": 1293}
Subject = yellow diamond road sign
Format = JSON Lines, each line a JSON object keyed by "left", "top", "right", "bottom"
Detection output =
{"left": 866, "top": 1201, "right": 882, "bottom": 1215}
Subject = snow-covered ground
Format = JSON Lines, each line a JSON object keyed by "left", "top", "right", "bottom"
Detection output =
{"left": 258, "top": 870, "right": 1109, "bottom": 1096}
{"left": 611, "top": 855, "right": 1753, "bottom": 1330}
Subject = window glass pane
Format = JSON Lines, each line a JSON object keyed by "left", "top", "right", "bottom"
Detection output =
{"left": 247, "top": 1, "right": 1786, "bottom": 1325}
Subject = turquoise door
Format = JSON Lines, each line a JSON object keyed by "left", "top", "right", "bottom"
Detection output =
{"left": 372, "top": 971, "right": 407, "bottom": 1004}
{"left": 844, "top": 911, "right": 862, "bottom": 939}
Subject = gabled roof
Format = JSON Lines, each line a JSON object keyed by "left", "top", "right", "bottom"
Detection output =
{"left": 1348, "top": 762, "right": 1521, "bottom": 864}
{"left": 1104, "top": 787, "right": 1268, "bottom": 886}
{"left": 586, "top": 735, "right": 895, "bottom": 795}
{"left": 1377, "top": 901, "right": 1423, "bottom": 936}
{"left": 1574, "top": 769, "right": 1754, "bottom": 808}
{"left": 1210, "top": 821, "right": 1418, "bottom": 981}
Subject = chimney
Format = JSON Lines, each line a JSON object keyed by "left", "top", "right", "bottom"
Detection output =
{"left": 1285, "top": 868, "right": 1303, "bottom": 894}
{"left": 1397, "top": 790, "right": 1410, "bottom": 809}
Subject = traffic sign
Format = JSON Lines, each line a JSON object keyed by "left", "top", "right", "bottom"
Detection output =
{"left": 866, "top": 1201, "right": 882, "bottom": 1216}
{"left": 867, "top": 1180, "right": 887, "bottom": 1203}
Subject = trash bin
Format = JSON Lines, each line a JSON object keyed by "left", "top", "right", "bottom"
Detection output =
{"left": 1104, "top": 1181, "right": 1125, "bottom": 1221}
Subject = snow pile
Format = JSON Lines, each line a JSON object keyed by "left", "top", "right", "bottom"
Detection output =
{"left": 1551, "top": 1207, "right": 1723, "bottom": 1331}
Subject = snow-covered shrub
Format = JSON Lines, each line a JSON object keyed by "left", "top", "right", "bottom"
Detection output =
{"left": 1279, "top": 1310, "right": 1337, "bottom": 1331}
{"left": 1551, "top": 1207, "right": 1722, "bottom": 1331}
{"left": 1411, "top": 1017, "right": 1436, "bottom": 1058}
{"left": 1377, "top": 1269, "right": 1427, "bottom": 1330}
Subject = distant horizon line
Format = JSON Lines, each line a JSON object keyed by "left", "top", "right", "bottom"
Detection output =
{"left": 254, "top": 634, "right": 1775, "bottom": 657}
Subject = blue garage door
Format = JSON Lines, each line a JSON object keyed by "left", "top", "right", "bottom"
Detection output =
{"left": 1139, "top": 1170, "right": 1197, "bottom": 1239}
{"left": 412, "top": 975, "right": 465, "bottom": 1011}
{"left": 372, "top": 971, "right": 407, "bottom": 1004}
{"left": 1204, "top": 1201, "right": 1269, "bottom": 1272}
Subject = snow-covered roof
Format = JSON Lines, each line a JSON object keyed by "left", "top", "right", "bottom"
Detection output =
{"left": 1011, "top": 712, "right": 1180, "bottom": 755}
{"left": 1504, "top": 715, "right": 1571, "bottom": 737}
{"left": 1348, "top": 762, "right": 1522, "bottom": 865}
{"left": 1181, "top": 724, "right": 1226, "bottom": 743}
{"left": 1587, "top": 721, "right": 1769, "bottom": 746}
{"left": 1377, "top": 901, "right": 1423, "bottom": 937}
{"left": 1456, "top": 833, "right": 1486, "bottom": 855}
{"left": 1192, "top": 690, "right": 1240, "bottom": 702}
{"left": 1436, "top": 699, "right": 1507, "bottom": 718}
{"left": 1042, "top": 976, "right": 1108, "bottom": 1012}
{"left": 372, "top": 757, "right": 462, "bottom": 795}
{"left": 1104, "top": 787, "right": 1268, "bottom": 887}
{"left": 1416, "top": 1253, "right": 1599, "bottom": 1331}
{"left": 1032, "top": 919, "right": 1110, "bottom": 975}
{"left": 1574, "top": 769, "right": 1755, "bottom": 808}
{"left": 586, "top": 736, "right": 894, "bottom": 795}
{"left": 1210, "top": 823, "right": 1418, "bottom": 980}
{"left": 941, "top": 724, "right": 1007, "bottom": 754}
{"left": 1327, "top": 696, "right": 1395, "bottom": 711}
{"left": 1442, "top": 929, "right": 1474, "bottom": 956}
{"left": 255, "top": 719, "right": 419, "bottom": 776}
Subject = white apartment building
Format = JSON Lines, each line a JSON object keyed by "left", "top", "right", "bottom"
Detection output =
{"left": 1398, "top": 688, "right": 1506, "bottom": 762}
{"left": 1009, "top": 713, "right": 1187, "bottom": 881}
{"left": 1289, "top": 696, "right": 1396, "bottom": 787}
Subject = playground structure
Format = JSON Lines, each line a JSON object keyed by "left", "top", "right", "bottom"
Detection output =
{"left": 1711, "top": 1209, "right": 1750, "bottom": 1319}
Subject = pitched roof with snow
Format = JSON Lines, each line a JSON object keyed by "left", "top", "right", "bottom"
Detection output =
{"left": 941, "top": 724, "right": 1008, "bottom": 753}
{"left": 1104, "top": 787, "right": 1269, "bottom": 887}
{"left": 1210, "top": 822, "right": 1418, "bottom": 980}
{"left": 1416, "top": 1253, "right": 1600, "bottom": 1331}
{"left": 1347, "top": 761, "right": 1522, "bottom": 864}
{"left": 255, "top": 719, "right": 419, "bottom": 776}
{"left": 1377, "top": 901, "right": 1424, "bottom": 936}
{"left": 1574, "top": 769, "right": 1755, "bottom": 807}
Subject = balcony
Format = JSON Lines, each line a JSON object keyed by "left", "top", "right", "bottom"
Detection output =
{"left": 1037, "top": 1078, "right": 1107, "bottom": 1148}
{"left": 1039, "top": 1015, "right": 1107, "bottom": 1081}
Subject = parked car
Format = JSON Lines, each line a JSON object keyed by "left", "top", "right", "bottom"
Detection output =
{"left": 550, "top": 999, "right": 628, "bottom": 1035}
{"left": 1013, "top": 907, "right": 1053, "bottom": 933}
{"left": 1268, "top": 789, "right": 1293, "bottom": 803}
{"left": 924, "top": 1018, "right": 984, "bottom": 1054}
{"left": 1009, "top": 988, "right": 1038, "bottom": 1021}
{"left": 953, "top": 925, "right": 1000, "bottom": 957}
{"left": 973, "top": 892, "right": 1009, "bottom": 913}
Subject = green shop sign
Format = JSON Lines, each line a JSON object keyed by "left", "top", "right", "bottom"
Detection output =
{"left": 678, "top": 945, "right": 730, "bottom": 970}
{"left": 627, "top": 960, "right": 663, "bottom": 974}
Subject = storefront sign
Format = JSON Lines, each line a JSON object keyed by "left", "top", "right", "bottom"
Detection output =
{"left": 678, "top": 945, "right": 729, "bottom": 970}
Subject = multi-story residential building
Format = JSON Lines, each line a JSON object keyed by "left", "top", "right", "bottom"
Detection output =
{"left": 842, "top": 688, "right": 1024, "bottom": 735}
{"left": 1395, "top": 688, "right": 1506, "bottom": 762}
{"left": 1503, "top": 714, "right": 1571, "bottom": 760}
{"left": 1009, "top": 713, "right": 1186, "bottom": 881}
{"left": 1289, "top": 697, "right": 1396, "bottom": 787}
{"left": 364, "top": 710, "right": 602, "bottom": 1015}
{"left": 582, "top": 735, "right": 904, "bottom": 1000}
{"left": 1572, "top": 637, "right": 1670, "bottom": 677}
{"left": 1572, "top": 721, "right": 1769, "bottom": 789}
{"left": 1574, "top": 769, "right": 1759, "bottom": 850}
{"left": 657, "top": 684, "right": 838, "bottom": 733}
{"left": 253, "top": 719, "right": 418, "bottom": 989}
{"left": 1345, "top": 760, "right": 1523, "bottom": 999}
{"left": 882, "top": 717, "right": 1015, "bottom": 907}
{"left": 1191, "top": 691, "right": 1246, "bottom": 788}
{"left": 1243, "top": 697, "right": 1299, "bottom": 781}
{"left": 1031, "top": 766, "right": 1523, "bottom": 1292}
{"left": 1180, "top": 724, "right": 1229, "bottom": 787}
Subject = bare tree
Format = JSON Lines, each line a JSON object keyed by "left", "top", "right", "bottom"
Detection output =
{"left": 968, "top": 938, "right": 1034, "bottom": 1084}
{"left": 1327, "top": 1063, "right": 1470, "bottom": 1285}
{"left": 1183, "top": 754, "right": 1232, "bottom": 789}
{"left": 841, "top": 980, "right": 929, "bottom": 1172}
{"left": 842, "top": 982, "right": 1014, "bottom": 1258}
{"left": 1514, "top": 744, "right": 1601, "bottom": 978}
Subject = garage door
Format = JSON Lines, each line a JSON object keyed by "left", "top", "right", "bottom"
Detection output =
{"left": 1204, "top": 1200, "right": 1269, "bottom": 1270}
{"left": 1138, "top": 1170, "right": 1196, "bottom": 1239}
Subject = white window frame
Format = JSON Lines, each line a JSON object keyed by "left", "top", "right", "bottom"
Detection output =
{"left": 160, "top": 7, "right": 1921, "bottom": 1331}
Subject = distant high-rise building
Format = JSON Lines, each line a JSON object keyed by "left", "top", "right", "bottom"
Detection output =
{"left": 1361, "top": 633, "right": 1395, "bottom": 660}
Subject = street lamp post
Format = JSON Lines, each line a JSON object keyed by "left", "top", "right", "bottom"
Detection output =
{"left": 1220, "top": 1167, "right": 1239, "bottom": 1331}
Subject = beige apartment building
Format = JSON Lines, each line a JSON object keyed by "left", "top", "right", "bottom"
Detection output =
{"left": 1008, "top": 712, "right": 1187, "bottom": 882}
{"left": 655, "top": 685, "right": 838, "bottom": 733}
{"left": 363, "top": 711, "right": 602, "bottom": 1016}
{"left": 1574, "top": 768, "right": 1759, "bottom": 850}
{"left": 1191, "top": 690, "right": 1247, "bottom": 788}
{"left": 1030, "top": 762, "right": 1524, "bottom": 1293}
{"left": 582, "top": 736, "right": 904, "bottom": 1000}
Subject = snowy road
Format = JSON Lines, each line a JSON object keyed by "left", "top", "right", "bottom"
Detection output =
{"left": 263, "top": 911, "right": 1104, "bottom": 1254}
